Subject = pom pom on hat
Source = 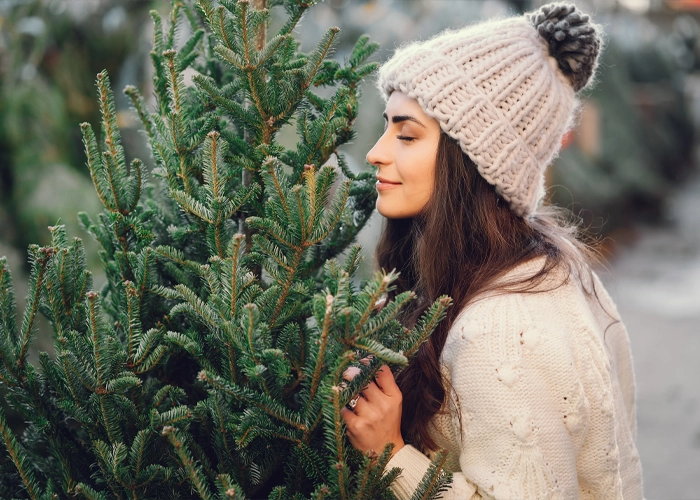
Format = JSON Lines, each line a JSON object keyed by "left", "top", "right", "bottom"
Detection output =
{"left": 375, "top": 2, "right": 604, "bottom": 217}
{"left": 526, "top": 2, "right": 603, "bottom": 92}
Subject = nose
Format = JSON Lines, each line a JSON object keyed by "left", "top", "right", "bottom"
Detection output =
{"left": 366, "top": 132, "right": 391, "bottom": 168}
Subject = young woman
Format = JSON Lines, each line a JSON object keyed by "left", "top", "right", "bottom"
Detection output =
{"left": 340, "top": 3, "right": 645, "bottom": 499}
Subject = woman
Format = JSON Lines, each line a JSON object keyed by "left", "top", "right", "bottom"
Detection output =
{"left": 340, "top": 3, "right": 645, "bottom": 499}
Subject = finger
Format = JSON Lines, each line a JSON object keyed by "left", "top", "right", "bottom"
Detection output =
{"left": 359, "top": 355, "right": 374, "bottom": 366}
{"left": 348, "top": 392, "right": 370, "bottom": 415}
{"left": 340, "top": 408, "right": 361, "bottom": 449}
{"left": 359, "top": 381, "right": 383, "bottom": 403}
{"left": 343, "top": 366, "right": 361, "bottom": 381}
{"left": 340, "top": 406, "right": 356, "bottom": 422}
{"left": 374, "top": 365, "right": 400, "bottom": 396}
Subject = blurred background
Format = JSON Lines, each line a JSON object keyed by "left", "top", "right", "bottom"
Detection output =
{"left": 0, "top": 0, "right": 698, "bottom": 497}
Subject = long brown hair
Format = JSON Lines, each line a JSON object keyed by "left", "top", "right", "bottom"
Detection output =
{"left": 376, "top": 132, "right": 604, "bottom": 452}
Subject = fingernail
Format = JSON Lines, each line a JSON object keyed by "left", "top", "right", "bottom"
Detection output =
{"left": 343, "top": 366, "right": 361, "bottom": 380}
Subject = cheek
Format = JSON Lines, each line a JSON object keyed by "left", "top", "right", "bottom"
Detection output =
{"left": 377, "top": 148, "right": 436, "bottom": 218}
{"left": 397, "top": 147, "right": 436, "bottom": 193}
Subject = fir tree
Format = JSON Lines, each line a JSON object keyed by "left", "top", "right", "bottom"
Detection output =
{"left": 0, "top": 1, "right": 453, "bottom": 498}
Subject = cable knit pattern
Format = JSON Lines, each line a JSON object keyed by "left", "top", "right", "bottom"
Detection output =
{"left": 375, "top": 3, "right": 604, "bottom": 216}
{"left": 385, "top": 258, "right": 644, "bottom": 499}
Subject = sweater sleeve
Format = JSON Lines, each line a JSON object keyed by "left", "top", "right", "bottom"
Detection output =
{"left": 387, "top": 290, "right": 629, "bottom": 499}
{"left": 385, "top": 444, "right": 482, "bottom": 499}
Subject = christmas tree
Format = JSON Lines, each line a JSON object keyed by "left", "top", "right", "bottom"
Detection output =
{"left": 0, "top": 1, "right": 453, "bottom": 498}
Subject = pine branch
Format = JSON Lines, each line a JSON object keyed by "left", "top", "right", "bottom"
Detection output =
{"left": 17, "top": 246, "right": 52, "bottom": 375}
{"left": 124, "top": 85, "right": 154, "bottom": 141}
{"left": 170, "top": 189, "right": 214, "bottom": 223}
{"left": 409, "top": 450, "right": 453, "bottom": 500}
{"left": 96, "top": 71, "right": 129, "bottom": 213}
{"left": 307, "top": 293, "right": 333, "bottom": 406}
{"left": 162, "top": 426, "right": 214, "bottom": 500}
{"left": 357, "top": 442, "right": 401, "bottom": 499}
{"left": 81, "top": 72, "right": 143, "bottom": 216}
{"left": 126, "top": 159, "right": 143, "bottom": 212}
{"left": 0, "top": 406, "right": 43, "bottom": 499}
{"left": 360, "top": 290, "right": 414, "bottom": 341}
{"left": 255, "top": 33, "right": 289, "bottom": 68}
{"left": 0, "top": 257, "right": 17, "bottom": 341}
{"left": 197, "top": 370, "right": 307, "bottom": 432}
{"left": 351, "top": 272, "right": 393, "bottom": 338}
{"left": 203, "top": 131, "right": 225, "bottom": 200}
{"left": 75, "top": 483, "right": 107, "bottom": 500}
{"left": 398, "top": 296, "right": 452, "bottom": 359}
{"left": 124, "top": 281, "right": 143, "bottom": 363}
{"left": 353, "top": 448, "right": 383, "bottom": 499}
{"left": 58, "top": 350, "right": 97, "bottom": 394}
{"left": 302, "top": 27, "right": 341, "bottom": 95}
{"left": 261, "top": 157, "right": 292, "bottom": 226}
{"left": 172, "top": 283, "right": 218, "bottom": 328}
{"left": 177, "top": 29, "right": 205, "bottom": 72}
{"left": 132, "top": 328, "right": 166, "bottom": 373}
{"left": 352, "top": 339, "right": 407, "bottom": 366}
{"left": 151, "top": 405, "right": 193, "bottom": 428}
{"left": 215, "top": 479, "right": 246, "bottom": 500}
{"left": 0, "top": 257, "right": 19, "bottom": 382}
{"left": 163, "top": 50, "right": 188, "bottom": 154}
{"left": 166, "top": 0, "right": 181, "bottom": 52}
{"left": 129, "top": 429, "right": 152, "bottom": 479}
{"left": 266, "top": 246, "right": 303, "bottom": 329}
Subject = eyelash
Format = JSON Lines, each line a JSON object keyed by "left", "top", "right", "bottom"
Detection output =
{"left": 397, "top": 135, "right": 415, "bottom": 142}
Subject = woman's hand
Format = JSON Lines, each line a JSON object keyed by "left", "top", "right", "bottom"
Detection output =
{"left": 340, "top": 364, "right": 405, "bottom": 459}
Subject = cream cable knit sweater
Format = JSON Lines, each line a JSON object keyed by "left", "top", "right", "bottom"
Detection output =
{"left": 386, "top": 257, "right": 644, "bottom": 499}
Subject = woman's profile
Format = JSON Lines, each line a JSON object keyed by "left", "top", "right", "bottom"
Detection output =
{"left": 340, "top": 2, "right": 645, "bottom": 499}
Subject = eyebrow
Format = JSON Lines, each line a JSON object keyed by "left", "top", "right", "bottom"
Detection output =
{"left": 382, "top": 112, "right": 427, "bottom": 129}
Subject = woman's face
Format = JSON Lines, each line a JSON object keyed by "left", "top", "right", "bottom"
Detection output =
{"left": 366, "top": 90, "right": 442, "bottom": 219}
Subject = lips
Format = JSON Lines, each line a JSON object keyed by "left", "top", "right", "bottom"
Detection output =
{"left": 376, "top": 176, "right": 401, "bottom": 191}
{"left": 376, "top": 176, "right": 401, "bottom": 185}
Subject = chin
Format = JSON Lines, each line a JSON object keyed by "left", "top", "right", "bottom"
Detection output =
{"left": 376, "top": 200, "right": 416, "bottom": 219}
{"left": 376, "top": 199, "right": 397, "bottom": 219}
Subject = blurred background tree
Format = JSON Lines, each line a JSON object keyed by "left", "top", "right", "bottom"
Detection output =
{"left": 0, "top": 0, "right": 155, "bottom": 265}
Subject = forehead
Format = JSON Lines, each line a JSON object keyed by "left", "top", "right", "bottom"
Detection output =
{"left": 384, "top": 90, "right": 423, "bottom": 116}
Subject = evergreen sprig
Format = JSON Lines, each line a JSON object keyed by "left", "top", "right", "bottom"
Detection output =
{"left": 409, "top": 451, "right": 453, "bottom": 500}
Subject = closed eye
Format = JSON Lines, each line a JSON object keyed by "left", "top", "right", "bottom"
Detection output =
{"left": 397, "top": 136, "right": 415, "bottom": 142}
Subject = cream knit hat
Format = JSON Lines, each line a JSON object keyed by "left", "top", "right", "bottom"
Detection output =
{"left": 375, "top": 2, "right": 604, "bottom": 217}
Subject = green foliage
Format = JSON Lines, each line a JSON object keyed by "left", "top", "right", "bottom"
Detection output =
{"left": 408, "top": 450, "right": 453, "bottom": 500}
{"left": 0, "top": 0, "right": 452, "bottom": 498}
{"left": 0, "top": 0, "right": 153, "bottom": 266}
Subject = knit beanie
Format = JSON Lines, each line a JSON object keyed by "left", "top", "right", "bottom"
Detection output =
{"left": 375, "top": 2, "right": 605, "bottom": 217}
